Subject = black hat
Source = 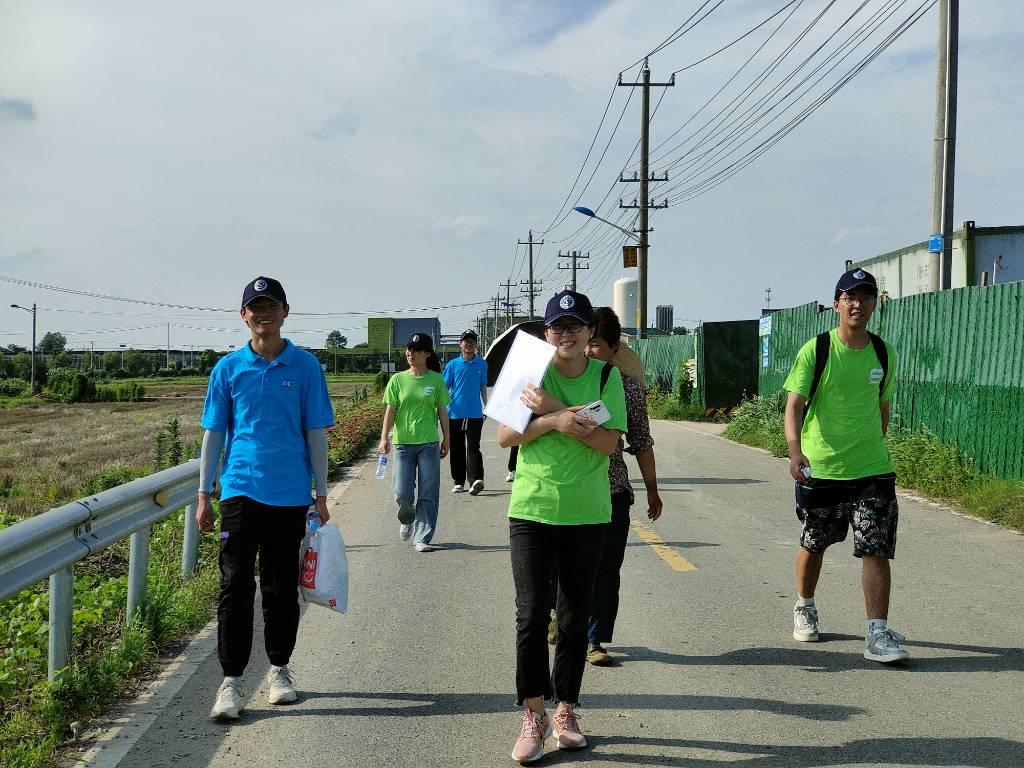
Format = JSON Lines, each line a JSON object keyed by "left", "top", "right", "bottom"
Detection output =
{"left": 544, "top": 290, "right": 594, "bottom": 326}
{"left": 242, "top": 276, "right": 287, "bottom": 307}
{"left": 835, "top": 268, "right": 878, "bottom": 300}
{"left": 406, "top": 332, "right": 434, "bottom": 352}
{"left": 459, "top": 329, "right": 478, "bottom": 342}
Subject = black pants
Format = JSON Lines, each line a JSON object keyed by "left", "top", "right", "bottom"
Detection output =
{"left": 508, "top": 446, "right": 519, "bottom": 473}
{"left": 217, "top": 496, "right": 307, "bottom": 677}
{"left": 510, "top": 518, "right": 606, "bottom": 705}
{"left": 588, "top": 491, "right": 633, "bottom": 644}
{"left": 449, "top": 417, "right": 484, "bottom": 485}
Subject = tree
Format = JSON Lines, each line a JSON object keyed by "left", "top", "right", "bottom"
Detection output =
{"left": 199, "top": 348, "right": 218, "bottom": 374}
{"left": 101, "top": 351, "right": 121, "bottom": 371}
{"left": 39, "top": 332, "right": 67, "bottom": 356}
{"left": 50, "top": 351, "right": 71, "bottom": 369}
{"left": 12, "top": 352, "right": 32, "bottom": 380}
{"left": 325, "top": 331, "right": 348, "bottom": 350}
{"left": 672, "top": 326, "right": 690, "bottom": 335}
{"left": 124, "top": 348, "right": 156, "bottom": 377}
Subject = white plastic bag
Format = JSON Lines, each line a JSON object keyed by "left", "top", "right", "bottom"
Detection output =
{"left": 298, "top": 523, "right": 348, "bottom": 613}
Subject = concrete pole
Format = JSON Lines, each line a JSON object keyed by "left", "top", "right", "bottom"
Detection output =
{"left": 928, "top": 0, "right": 959, "bottom": 291}
{"left": 638, "top": 63, "right": 651, "bottom": 338}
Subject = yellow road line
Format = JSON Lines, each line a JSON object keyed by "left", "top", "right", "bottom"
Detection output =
{"left": 630, "top": 521, "right": 698, "bottom": 572}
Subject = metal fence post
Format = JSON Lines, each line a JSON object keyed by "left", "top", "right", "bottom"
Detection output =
{"left": 48, "top": 566, "right": 73, "bottom": 681}
{"left": 126, "top": 525, "right": 150, "bottom": 622}
{"left": 182, "top": 500, "right": 199, "bottom": 580}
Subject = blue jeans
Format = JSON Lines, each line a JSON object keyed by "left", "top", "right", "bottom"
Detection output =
{"left": 392, "top": 442, "right": 440, "bottom": 544}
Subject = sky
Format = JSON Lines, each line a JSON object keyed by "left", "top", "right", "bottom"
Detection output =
{"left": 1, "top": 0, "right": 1022, "bottom": 352}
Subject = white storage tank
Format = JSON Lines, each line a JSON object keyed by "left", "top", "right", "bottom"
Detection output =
{"left": 613, "top": 276, "right": 638, "bottom": 330}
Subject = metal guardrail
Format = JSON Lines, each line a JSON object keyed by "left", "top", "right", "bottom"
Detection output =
{"left": 0, "top": 459, "right": 202, "bottom": 680}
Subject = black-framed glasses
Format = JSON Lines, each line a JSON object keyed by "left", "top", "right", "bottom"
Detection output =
{"left": 547, "top": 323, "right": 585, "bottom": 335}
{"left": 838, "top": 294, "right": 876, "bottom": 306}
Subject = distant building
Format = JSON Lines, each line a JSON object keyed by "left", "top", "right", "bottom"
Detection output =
{"left": 613, "top": 276, "right": 638, "bottom": 328}
{"left": 850, "top": 220, "right": 1024, "bottom": 298}
{"left": 655, "top": 305, "right": 674, "bottom": 333}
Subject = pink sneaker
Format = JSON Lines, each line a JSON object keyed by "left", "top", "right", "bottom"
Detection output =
{"left": 511, "top": 706, "right": 550, "bottom": 764}
{"left": 552, "top": 703, "right": 587, "bottom": 750}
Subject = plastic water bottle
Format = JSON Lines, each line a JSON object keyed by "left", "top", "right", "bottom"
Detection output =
{"left": 305, "top": 507, "right": 320, "bottom": 533}
{"left": 375, "top": 453, "right": 388, "bottom": 480}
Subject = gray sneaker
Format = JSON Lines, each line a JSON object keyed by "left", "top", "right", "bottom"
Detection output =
{"left": 210, "top": 678, "right": 243, "bottom": 721}
{"left": 793, "top": 603, "right": 819, "bottom": 642}
{"left": 399, "top": 523, "right": 412, "bottom": 541}
{"left": 266, "top": 665, "right": 297, "bottom": 704}
{"left": 865, "top": 628, "right": 909, "bottom": 663}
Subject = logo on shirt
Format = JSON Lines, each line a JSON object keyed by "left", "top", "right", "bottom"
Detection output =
{"left": 559, "top": 295, "right": 575, "bottom": 310}
{"left": 282, "top": 379, "right": 294, "bottom": 388}
{"left": 424, "top": 386, "right": 435, "bottom": 395}
{"left": 868, "top": 368, "right": 883, "bottom": 384}
{"left": 254, "top": 278, "right": 268, "bottom": 291}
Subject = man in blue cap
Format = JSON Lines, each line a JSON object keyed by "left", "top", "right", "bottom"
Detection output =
{"left": 783, "top": 267, "right": 907, "bottom": 664}
{"left": 196, "top": 275, "right": 335, "bottom": 720}
{"left": 443, "top": 329, "right": 489, "bottom": 495}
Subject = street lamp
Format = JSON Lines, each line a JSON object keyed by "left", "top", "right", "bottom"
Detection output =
{"left": 572, "top": 206, "right": 640, "bottom": 242}
{"left": 119, "top": 344, "right": 126, "bottom": 370}
{"left": 10, "top": 303, "right": 37, "bottom": 393}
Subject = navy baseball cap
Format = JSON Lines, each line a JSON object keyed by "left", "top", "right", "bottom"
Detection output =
{"left": 406, "top": 332, "right": 434, "bottom": 352}
{"left": 459, "top": 329, "right": 478, "bottom": 342}
{"left": 241, "top": 276, "right": 287, "bottom": 307}
{"left": 835, "top": 268, "right": 878, "bottom": 299}
{"left": 544, "top": 290, "right": 595, "bottom": 326}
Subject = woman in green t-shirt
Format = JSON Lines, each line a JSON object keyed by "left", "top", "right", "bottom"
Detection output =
{"left": 378, "top": 332, "right": 450, "bottom": 552}
{"left": 497, "top": 290, "right": 626, "bottom": 764}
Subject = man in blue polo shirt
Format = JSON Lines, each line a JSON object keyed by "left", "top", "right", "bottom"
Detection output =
{"left": 195, "top": 276, "right": 335, "bottom": 722}
{"left": 443, "top": 329, "right": 489, "bottom": 496}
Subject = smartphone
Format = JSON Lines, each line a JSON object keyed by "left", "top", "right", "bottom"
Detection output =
{"left": 578, "top": 399, "right": 611, "bottom": 426}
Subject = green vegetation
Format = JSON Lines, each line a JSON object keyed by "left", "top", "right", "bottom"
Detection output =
{"left": 722, "top": 394, "right": 1024, "bottom": 534}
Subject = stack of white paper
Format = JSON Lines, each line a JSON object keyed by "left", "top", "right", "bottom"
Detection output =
{"left": 484, "top": 331, "right": 556, "bottom": 433}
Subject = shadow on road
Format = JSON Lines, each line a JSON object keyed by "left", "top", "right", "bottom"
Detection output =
{"left": 241, "top": 689, "right": 863, "bottom": 723}
{"left": 613, "top": 638, "right": 1024, "bottom": 674}
{"left": 577, "top": 735, "right": 1024, "bottom": 767}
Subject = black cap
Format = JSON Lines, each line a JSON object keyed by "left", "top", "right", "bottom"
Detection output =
{"left": 459, "top": 329, "right": 478, "bottom": 342}
{"left": 544, "top": 290, "right": 594, "bottom": 326}
{"left": 835, "top": 268, "right": 878, "bottom": 299}
{"left": 242, "top": 276, "right": 287, "bottom": 307}
{"left": 406, "top": 332, "right": 434, "bottom": 352}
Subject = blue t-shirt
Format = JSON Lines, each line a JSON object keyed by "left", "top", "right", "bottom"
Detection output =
{"left": 442, "top": 354, "right": 488, "bottom": 419}
{"left": 201, "top": 339, "right": 335, "bottom": 506}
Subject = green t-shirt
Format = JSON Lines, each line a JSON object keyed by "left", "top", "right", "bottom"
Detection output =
{"left": 783, "top": 329, "right": 897, "bottom": 480}
{"left": 383, "top": 370, "right": 450, "bottom": 445}
{"left": 508, "top": 359, "right": 628, "bottom": 526}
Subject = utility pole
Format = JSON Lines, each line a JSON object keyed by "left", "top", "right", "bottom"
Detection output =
{"left": 490, "top": 296, "right": 502, "bottom": 339}
{"left": 518, "top": 230, "right": 544, "bottom": 319}
{"left": 764, "top": 287, "right": 772, "bottom": 310}
{"left": 499, "top": 278, "right": 517, "bottom": 328}
{"left": 166, "top": 323, "right": 171, "bottom": 368}
{"left": 928, "top": 0, "right": 958, "bottom": 291}
{"left": 619, "top": 60, "right": 674, "bottom": 338}
{"left": 558, "top": 251, "right": 590, "bottom": 291}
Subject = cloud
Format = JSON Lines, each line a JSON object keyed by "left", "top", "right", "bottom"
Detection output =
{"left": 832, "top": 225, "right": 887, "bottom": 244}
{"left": 0, "top": 97, "right": 36, "bottom": 122}
{"left": 432, "top": 215, "right": 488, "bottom": 239}
{"left": 310, "top": 106, "right": 361, "bottom": 139}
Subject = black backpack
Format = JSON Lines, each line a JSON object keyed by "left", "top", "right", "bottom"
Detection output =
{"left": 803, "top": 332, "right": 888, "bottom": 418}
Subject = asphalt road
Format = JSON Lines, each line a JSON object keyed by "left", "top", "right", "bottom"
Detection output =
{"left": 81, "top": 420, "right": 1024, "bottom": 768}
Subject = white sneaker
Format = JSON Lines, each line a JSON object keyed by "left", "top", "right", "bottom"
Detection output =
{"left": 414, "top": 542, "right": 437, "bottom": 552}
{"left": 266, "top": 665, "right": 297, "bottom": 704}
{"left": 469, "top": 479, "right": 484, "bottom": 496}
{"left": 865, "top": 628, "right": 910, "bottom": 663}
{"left": 451, "top": 484, "right": 465, "bottom": 493}
{"left": 505, "top": 471, "right": 515, "bottom": 482}
{"left": 793, "top": 603, "right": 819, "bottom": 642}
{"left": 399, "top": 523, "right": 412, "bottom": 541}
{"left": 210, "top": 678, "right": 243, "bottom": 721}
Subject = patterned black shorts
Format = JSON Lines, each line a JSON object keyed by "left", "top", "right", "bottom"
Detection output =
{"left": 795, "top": 473, "right": 899, "bottom": 559}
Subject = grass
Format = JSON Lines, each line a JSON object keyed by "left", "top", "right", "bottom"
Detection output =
{"left": 0, "top": 392, "right": 382, "bottom": 767}
{"left": 721, "top": 393, "right": 1024, "bottom": 534}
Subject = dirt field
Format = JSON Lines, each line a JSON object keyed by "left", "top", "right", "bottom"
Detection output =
{"left": 0, "top": 379, "right": 372, "bottom": 520}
